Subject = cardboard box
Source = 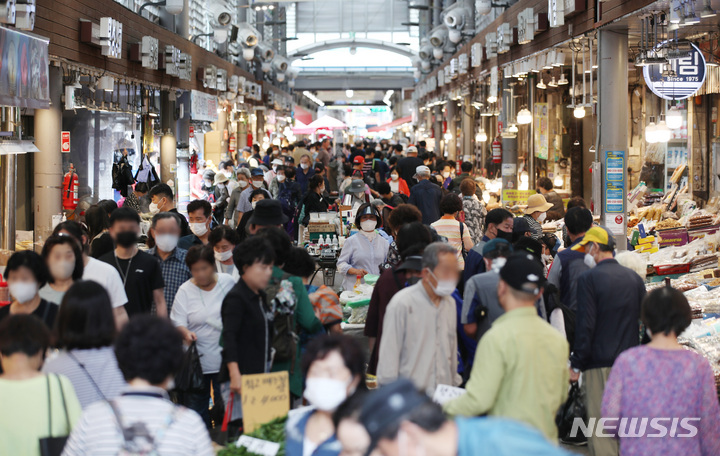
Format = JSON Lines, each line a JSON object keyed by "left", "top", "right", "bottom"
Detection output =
{"left": 657, "top": 228, "right": 688, "bottom": 248}
{"left": 307, "top": 223, "right": 336, "bottom": 233}
{"left": 688, "top": 225, "right": 719, "bottom": 243}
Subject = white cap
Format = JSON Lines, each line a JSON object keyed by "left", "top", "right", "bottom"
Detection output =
{"left": 271, "top": 158, "right": 284, "bottom": 166}
{"left": 406, "top": 146, "right": 418, "bottom": 154}
{"left": 413, "top": 165, "right": 431, "bottom": 179}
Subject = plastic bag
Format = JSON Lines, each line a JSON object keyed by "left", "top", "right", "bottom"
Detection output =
{"left": 556, "top": 383, "right": 588, "bottom": 445}
{"left": 174, "top": 342, "right": 204, "bottom": 392}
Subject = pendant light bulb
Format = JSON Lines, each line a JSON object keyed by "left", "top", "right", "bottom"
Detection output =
{"left": 573, "top": 106, "right": 586, "bottom": 118}
{"left": 645, "top": 120, "right": 658, "bottom": 144}
{"left": 517, "top": 107, "right": 532, "bottom": 125}
{"left": 536, "top": 78, "right": 547, "bottom": 89}
{"left": 666, "top": 106, "right": 682, "bottom": 129}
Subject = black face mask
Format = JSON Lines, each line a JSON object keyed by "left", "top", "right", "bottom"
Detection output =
{"left": 405, "top": 276, "right": 421, "bottom": 287}
{"left": 116, "top": 231, "right": 138, "bottom": 247}
{"left": 496, "top": 228, "right": 513, "bottom": 242}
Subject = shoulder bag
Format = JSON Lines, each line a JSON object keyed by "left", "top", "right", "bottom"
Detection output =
{"left": 39, "top": 374, "right": 70, "bottom": 456}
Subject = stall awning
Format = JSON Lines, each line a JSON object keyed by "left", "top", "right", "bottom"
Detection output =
{"left": 0, "top": 140, "right": 40, "bottom": 155}
{"left": 367, "top": 115, "right": 412, "bottom": 132}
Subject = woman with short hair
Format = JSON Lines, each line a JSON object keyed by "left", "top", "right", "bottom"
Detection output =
{"left": 602, "top": 286, "right": 720, "bottom": 455}
{"left": 460, "top": 178, "right": 487, "bottom": 245}
{"left": 431, "top": 193, "right": 474, "bottom": 271}
{"left": 171, "top": 245, "right": 235, "bottom": 427}
{"left": 42, "top": 281, "right": 127, "bottom": 408}
{"left": 0, "top": 250, "right": 56, "bottom": 328}
{"left": 209, "top": 225, "right": 242, "bottom": 280}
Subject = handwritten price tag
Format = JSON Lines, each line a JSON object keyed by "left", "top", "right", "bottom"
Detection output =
{"left": 237, "top": 435, "right": 280, "bottom": 456}
{"left": 241, "top": 371, "right": 290, "bottom": 433}
{"left": 432, "top": 384, "right": 465, "bottom": 405}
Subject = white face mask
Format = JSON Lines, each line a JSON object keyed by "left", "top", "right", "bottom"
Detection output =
{"left": 360, "top": 219, "right": 377, "bottom": 232}
{"left": 149, "top": 202, "right": 160, "bottom": 215}
{"left": 303, "top": 377, "right": 350, "bottom": 411}
{"left": 391, "top": 174, "right": 399, "bottom": 181}
{"left": 252, "top": 201, "right": 259, "bottom": 210}
{"left": 215, "top": 249, "right": 233, "bottom": 262}
{"left": 155, "top": 234, "right": 179, "bottom": 252}
{"left": 584, "top": 244, "right": 597, "bottom": 268}
{"left": 538, "top": 212, "right": 547, "bottom": 223}
{"left": 190, "top": 222, "right": 208, "bottom": 237}
{"left": 9, "top": 281, "right": 38, "bottom": 303}
{"left": 238, "top": 180, "right": 249, "bottom": 189}
{"left": 429, "top": 270, "right": 455, "bottom": 297}
{"left": 442, "top": 171, "right": 450, "bottom": 178}
{"left": 300, "top": 163, "right": 310, "bottom": 170}
{"left": 50, "top": 261, "right": 75, "bottom": 281}
{"left": 251, "top": 179, "right": 263, "bottom": 188}
{"left": 217, "top": 182, "right": 226, "bottom": 189}
{"left": 277, "top": 175, "right": 286, "bottom": 182}
{"left": 272, "top": 165, "right": 278, "bottom": 173}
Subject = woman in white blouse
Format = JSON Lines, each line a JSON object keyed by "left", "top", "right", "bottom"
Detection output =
{"left": 170, "top": 245, "right": 235, "bottom": 428}
{"left": 336, "top": 204, "right": 390, "bottom": 291}
{"left": 209, "top": 225, "right": 241, "bottom": 281}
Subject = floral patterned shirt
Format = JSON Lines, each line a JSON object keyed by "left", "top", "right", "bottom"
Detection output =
{"left": 462, "top": 196, "right": 487, "bottom": 245}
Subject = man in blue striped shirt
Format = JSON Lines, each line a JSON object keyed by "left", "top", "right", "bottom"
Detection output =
{"left": 148, "top": 213, "right": 191, "bottom": 312}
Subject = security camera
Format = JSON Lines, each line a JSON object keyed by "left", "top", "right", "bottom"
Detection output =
{"left": 429, "top": 25, "right": 448, "bottom": 49}
{"left": 217, "top": 11, "right": 232, "bottom": 26}
{"left": 255, "top": 42, "right": 275, "bottom": 62}
{"left": 476, "top": 0, "right": 491, "bottom": 15}
{"left": 272, "top": 56, "right": 288, "bottom": 73}
{"left": 419, "top": 44, "right": 433, "bottom": 61}
{"left": 444, "top": 7, "right": 467, "bottom": 29}
{"left": 237, "top": 23, "right": 259, "bottom": 48}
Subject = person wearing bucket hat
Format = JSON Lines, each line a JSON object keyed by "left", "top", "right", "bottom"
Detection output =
{"left": 568, "top": 225, "right": 646, "bottom": 456}
{"left": 235, "top": 168, "right": 271, "bottom": 224}
{"left": 212, "top": 172, "right": 230, "bottom": 220}
{"left": 336, "top": 203, "right": 390, "bottom": 292}
{"left": 445, "top": 253, "right": 569, "bottom": 443}
{"left": 344, "top": 178, "right": 370, "bottom": 208}
{"left": 408, "top": 166, "right": 443, "bottom": 225}
{"left": 359, "top": 379, "right": 574, "bottom": 456}
{"left": 246, "top": 199, "right": 289, "bottom": 236}
{"left": 522, "top": 194, "right": 553, "bottom": 241}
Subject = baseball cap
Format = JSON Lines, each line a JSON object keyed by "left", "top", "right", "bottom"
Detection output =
{"left": 482, "top": 238, "right": 512, "bottom": 257}
{"left": 353, "top": 155, "right": 366, "bottom": 164}
{"left": 513, "top": 237, "right": 543, "bottom": 263}
{"left": 513, "top": 217, "right": 532, "bottom": 234}
{"left": 359, "top": 379, "right": 430, "bottom": 455}
{"left": 271, "top": 158, "right": 284, "bottom": 166}
{"left": 250, "top": 167, "right": 265, "bottom": 177}
{"left": 413, "top": 165, "right": 431, "bottom": 180}
{"left": 397, "top": 255, "right": 423, "bottom": 272}
{"left": 571, "top": 225, "right": 616, "bottom": 253}
{"left": 499, "top": 253, "right": 546, "bottom": 296}
{"left": 406, "top": 146, "right": 418, "bottom": 154}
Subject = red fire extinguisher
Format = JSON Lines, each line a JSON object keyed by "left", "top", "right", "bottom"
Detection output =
{"left": 62, "top": 163, "right": 79, "bottom": 211}
{"left": 491, "top": 137, "right": 502, "bottom": 164}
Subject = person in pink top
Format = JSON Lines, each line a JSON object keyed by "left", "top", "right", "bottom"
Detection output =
{"left": 602, "top": 285, "right": 720, "bottom": 456}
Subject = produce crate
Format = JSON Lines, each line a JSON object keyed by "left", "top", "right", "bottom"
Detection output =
{"left": 653, "top": 263, "right": 691, "bottom": 275}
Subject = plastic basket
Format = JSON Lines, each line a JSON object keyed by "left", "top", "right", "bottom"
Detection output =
{"left": 654, "top": 263, "right": 691, "bottom": 275}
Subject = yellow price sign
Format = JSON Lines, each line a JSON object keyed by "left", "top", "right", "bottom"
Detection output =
{"left": 241, "top": 371, "right": 290, "bottom": 433}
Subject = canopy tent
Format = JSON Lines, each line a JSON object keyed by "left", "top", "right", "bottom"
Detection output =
{"left": 367, "top": 115, "right": 413, "bottom": 132}
{"left": 292, "top": 119, "right": 315, "bottom": 135}
{"left": 308, "top": 115, "right": 347, "bottom": 130}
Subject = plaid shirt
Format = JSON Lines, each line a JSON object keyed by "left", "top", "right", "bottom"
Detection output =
{"left": 148, "top": 246, "right": 191, "bottom": 311}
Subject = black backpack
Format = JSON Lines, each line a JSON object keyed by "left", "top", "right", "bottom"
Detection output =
{"left": 265, "top": 271, "right": 299, "bottom": 372}
{"left": 543, "top": 283, "right": 576, "bottom": 351}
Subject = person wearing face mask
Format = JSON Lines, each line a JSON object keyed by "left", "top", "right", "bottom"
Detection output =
{"left": 444, "top": 254, "right": 569, "bottom": 441}
{"left": 39, "top": 235, "right": 84, "bottom": 306}
{"left": 148, "top": 212, "right": 191, "bottom": 312}
{"left": 438, "top": 163, "right": 453, "bottom": 190}
{"left": 85, "top": 205, "right": 114, "bottom": 259}
{"left": 269, "top": 164, "right": 286, "bottom": 198}
{"left": 601, "top": 286, "right": 720, "bottom": 456}
{"left": 122, "top": 182, "right": 149, "bottom": 213}
{"left": 569, "top": 226, "right": 646, "bottom": 456}
{"left": 408, "top": 166, "right": 443, "bottom": 225}
{"left": 171, "top": 245, "right": 235, "bottom": 428}
{"left": 178, "top": 199, "right": 213, "bottom": 250}
{"left": 148, "top": 184, "right": 191, "bottom": 237}
{"left": 386, "top": 169, "right": 410, "bottom": 197}
{"left": 286, "top": 335, "right": 366, "bottom": 456}
{"left": 209, "top": 225, "right": 241, "bottom": 280}
{"left": 431, "top": 194, "right": 474, "bottom": 272}
{"left": 234, "top": 168, "right": 272, "bottom": 226}
{"left": 202, "top": 168, "right": 216, "bottom": 196}
{"left": 237, "top": 189, "right": 269, "bottom": 241}
{"left": 266, "top": 158, "right": 285, "bottom": 187}
{"left": 336, "top": 204, "right": 390, "bottom": 292}
{"left": 212, "top": 172, "right": 230, "bottom": 223}
{"left": 366, "top": 223, "right": 432, "bottom": 376}
{"left": 522, "top": 194, "right": 553, "bottom": 241}
{"left": 376, "top": 243, "right": 461, "bottom": 395}
{"left": 99, "top": 208, "right": 167, "bottom": 318}
{"left": 297, "top": 154, "right": 316, "bottom": 195}
{"left": 359, "top": 379, "right": 573, "bottom": 456}
{"left": 462, "top": 208, "right": 514, "bottom": 283}
{"left": 299, "top": 175, "right": 330, "bottom": 227}
{"left": 460, "top": 239, "right": 512, "bottom": 341}
{"left": 0, "top": 251, "right": 57, "bottom": 328}
{"left": 226, "top": 167, "right": 252, "bottom": 227}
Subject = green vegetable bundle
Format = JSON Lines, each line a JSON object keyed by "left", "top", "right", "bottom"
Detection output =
{"left": 218, "top": 416, "right": 288, "bottom": 456}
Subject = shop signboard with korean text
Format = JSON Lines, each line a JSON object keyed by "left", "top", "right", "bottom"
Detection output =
{"left": 534, "top": 103, "right": 549, "bottom": 159}
{"left": 604, "top": 151, "right": 625, "bottom": 218}
{"left": 0, "top": 26, "right": 49, "bottom": 109}
{"left": 502, "top": 189, "right": 535, "bottom": 206}
{"left": 190, "top": 90, "right": 219, "bottom": 122}
{"left": 644, "top": 42, "right": 706, "bottom": 100}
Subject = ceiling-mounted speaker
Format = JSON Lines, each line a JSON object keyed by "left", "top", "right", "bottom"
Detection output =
{"left": 217, "top": 11, "right": 232, "bottom": 26}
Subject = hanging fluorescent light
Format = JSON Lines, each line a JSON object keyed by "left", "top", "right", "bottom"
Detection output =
{"left": 701, "top": 0, "right": 717, "bottom": 17}
{"left": 476, "top": 129, "right": 487, "bottom": 142}
{"left": 536, "top": 78, "right": 547, "bottom": 89}
{"left": 508, "top": 124, "right": 518, "bottom": 133}
{"left": 548, "top": 76, "right": 558, "bottom": 88}
{"left": 98, "top": 75, "right": 114, "bottom": 92}
{"left": 487, "top": 95, "right": 497, "bottom": 103}
{"left": 684, "top": 2, "right": 701, "bottom": 24}
{"left": 553, "top": 52, "right": 565, "bottom": 67}
{"left": 517, "top": 107, "right": 532, "bottom": 124}
{"left": 574, "top": 106, "right": 586, "bottom": 118}
{"left": 554, "top": 175, "right": 564, "bottom": 187}
{"left": 345, "top": 89, "right": 354, "bottom": 98}
{"left": 557, "top": 74, "right": 568, "bottom": 85}
{"left": 666, "top": 106, "right": 682, "bottom": 129}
